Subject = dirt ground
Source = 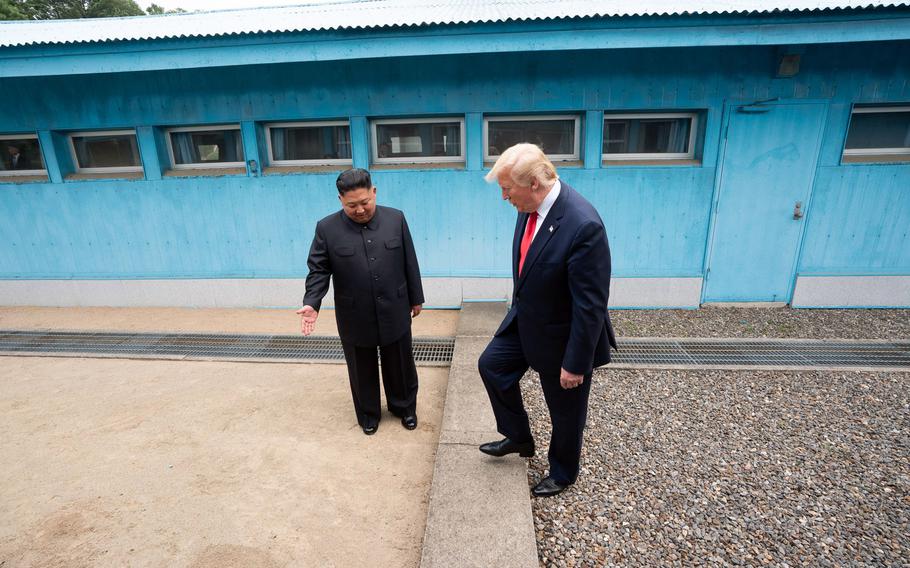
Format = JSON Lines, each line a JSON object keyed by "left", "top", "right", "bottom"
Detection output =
{"left": 0, "top": 306, "right": 460, "bottom": 337}
{"left": 0, "top": 307, "right": 455, "bottom": 567}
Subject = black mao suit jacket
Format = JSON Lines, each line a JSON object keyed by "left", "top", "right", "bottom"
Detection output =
{"left": 495, "top": 182, "right": 617, "bottom": 376}
{"left": 303, "top": 206, "right": 424, "bottom": 347}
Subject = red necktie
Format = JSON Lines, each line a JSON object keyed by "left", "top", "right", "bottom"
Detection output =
{"left": 518, "top": 212, "right": 538, "bottom": 276}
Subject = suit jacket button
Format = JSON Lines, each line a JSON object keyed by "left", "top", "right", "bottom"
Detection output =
{"left": 370, "top": 257, "right": 376, "bottom": 261}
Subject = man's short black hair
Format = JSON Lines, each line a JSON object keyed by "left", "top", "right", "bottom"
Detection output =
{"left": 336, "top": 168, "right": 372, "bottom": 195}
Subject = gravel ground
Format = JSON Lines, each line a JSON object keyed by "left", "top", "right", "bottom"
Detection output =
{"left": 611, "top": 308, "right": 910, "bottom": 341}
{"left": 523, "top": 368, "right": 910, "bottom": 567}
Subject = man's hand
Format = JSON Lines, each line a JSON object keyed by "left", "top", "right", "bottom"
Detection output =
{"left": 295, "top": 305, "right": 319, "bottom": 336}
{"left": 560, "top": 368, "right": 584, "bottom": 389}
{"left": 411, "top": 304, "right": 423, "bottom": 318}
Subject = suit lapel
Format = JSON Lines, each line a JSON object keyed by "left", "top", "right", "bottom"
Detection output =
{"left": 512, "top": 213, "right": 526, "bottom": 281}
{"left": 516, "top": 184, "right": 569, "bottom": 291}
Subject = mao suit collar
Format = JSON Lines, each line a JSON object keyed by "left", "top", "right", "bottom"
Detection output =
{"left": 341, "top": 205, "right": 381, "bottom": 231}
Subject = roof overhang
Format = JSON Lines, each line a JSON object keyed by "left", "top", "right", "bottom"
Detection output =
{"left": 1, "top": 11, "right": 909, "bottom": 79}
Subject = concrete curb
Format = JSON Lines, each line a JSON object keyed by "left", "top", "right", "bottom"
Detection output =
{"left": 419, "top": 302, "right": 538, "bottom": 568}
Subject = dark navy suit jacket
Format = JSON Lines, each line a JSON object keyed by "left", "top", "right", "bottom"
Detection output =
{"left": 495, "top": 182, "right": 617, "bottom": 376}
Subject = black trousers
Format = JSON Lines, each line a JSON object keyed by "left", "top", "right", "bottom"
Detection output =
{"left": 478, "top": 322, "right": 592, "bottom": 485}
{"left": 341, "top": 329, "right": 419, "bottom": 428}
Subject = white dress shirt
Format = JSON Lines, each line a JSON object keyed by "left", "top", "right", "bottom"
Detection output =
{"left": 530, "top": 178, "right": 561, "bottom": 240}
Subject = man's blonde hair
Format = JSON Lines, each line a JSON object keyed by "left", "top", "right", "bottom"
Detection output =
{"left": 484, "top": 143, "right": 558, "bottom": 188}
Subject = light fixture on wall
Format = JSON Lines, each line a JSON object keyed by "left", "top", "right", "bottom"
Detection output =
{"left": 776, "top": 54, "right": 801, "bottom": 78}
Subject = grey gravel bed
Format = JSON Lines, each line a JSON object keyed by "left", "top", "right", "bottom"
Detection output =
{"left": 611, "top": 308, "right": 910, "bottom": 341}
{"left": 522, "top": 368, "right": 910, "bottom": 567}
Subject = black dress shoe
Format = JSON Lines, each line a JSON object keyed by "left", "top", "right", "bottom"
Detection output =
{"left": 401, "top": 415, "right": 418, "bottom": 430}
{"left": 531, "top": 476, "right": 569, "bottom": 497}
{"left": 362, "top": 424, "right": 378, "bottom": 435}
{"left": 479, "top": 438, "right": 535, "bottom": 458}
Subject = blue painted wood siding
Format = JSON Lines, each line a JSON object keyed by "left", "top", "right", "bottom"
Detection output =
{"left": 1, "top": 42, "right": 908, "bottom": 284}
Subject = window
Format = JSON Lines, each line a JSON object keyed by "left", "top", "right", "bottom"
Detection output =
{"left": 69, "top": 130, "right": 142, "bottom": 173}
{"left": 371, "top": 118, "right": 464, "bottom": 164}
{"left": 485, "top": 115, "right": 580, "bottom": 162}
{"left": 266, "top": 121, "right": 352, "bottom": 166}
{"left": 602, "top": 113, "right": 698, "bottom": 161}
{"left": 166, "top": 125, "right": 245, "bottom": 169}
{"left": 843, "top": 106, "right": 910, "bottom": 162}
{"left": 0, "top": 134, "right": 45, "bottom": 177}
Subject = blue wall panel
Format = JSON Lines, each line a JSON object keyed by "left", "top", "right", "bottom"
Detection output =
{"left": 560, "top": 168, "right": 716, "bottom": 277}
{"left": 1, "top": 41, "right": 908, "bottom": 290}
{"left": 0, "top": 167, "right": 713, "bottom": 279}
{"left": 799, "top": 165, "right": 910, "bottom": 274}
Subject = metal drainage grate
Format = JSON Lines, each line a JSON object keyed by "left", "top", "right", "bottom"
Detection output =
{"left": 1, "top": 331, "right": 907, "bottom": 370}
{"left": 612, "top": 339, "right": 910, "bottom": 369}
{"left": 0, "top": 330, "right": 455, "bottom": 365}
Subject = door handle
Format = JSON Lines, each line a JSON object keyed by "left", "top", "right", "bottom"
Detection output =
{"left": 793, "top": 201, "right": 804, "bottom": 220}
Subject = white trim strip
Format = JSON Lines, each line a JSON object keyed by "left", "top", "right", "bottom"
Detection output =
{"left": 0, "top": 276, "right": 704, "bottom": 309}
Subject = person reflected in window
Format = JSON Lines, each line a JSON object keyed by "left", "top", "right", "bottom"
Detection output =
{"left": 6, "top": 144, "right": 31, "bottom": 170}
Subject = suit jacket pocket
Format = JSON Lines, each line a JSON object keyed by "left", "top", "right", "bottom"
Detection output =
{"left": 397, "top": 283, "right": 407, "bottom": 298}
{"left": 385, "top": 238, "right": 401, "bottom": 249}
{"left": 334, "top": 294, "right": 354, "bottom": 307}
{"left": 334, "top": 246, "right": 355, "bottom": 257}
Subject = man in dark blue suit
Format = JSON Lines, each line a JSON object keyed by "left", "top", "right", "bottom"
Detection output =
{"left": 478, "top": 143, "right": 617, "bottom": 497}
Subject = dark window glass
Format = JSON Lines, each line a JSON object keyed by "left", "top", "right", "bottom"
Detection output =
{"left": 375, "top": 122, "right": 461, "bottom": 160}
{"left": 170, "top": 129, "right": 244, "bottom": 165}
{"left": 845, "top": 110, "right": 910, "bottom": 151}
{"left": 72, "top": 133, "right": 141, "bottom": 169}
{"left": 604, "top": 122, "right": 629, "bottom": 154}
{"left": 2, "top": 137, "right": 44, "bottom": 172}
{"left": 270, "top": 124, "right": 351, "bottom": 162}
{"left": 487, "top": 119, "right": 576, "bottom": 158}
{"left": 603, "top": 117, "right": 692, "bottom": 155}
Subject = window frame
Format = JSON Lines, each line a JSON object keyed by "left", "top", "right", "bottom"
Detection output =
{"left": 68, "top": 129, "right": 143, "bottom": 174}
{"left": 0, "top": 133, "right": 47, "bottom": 177}
{"left": 601, "top": 112, "right": 699, "bottom": 161}
{"left": 842, "top": 105, "right": 910, "bottom": 158}
{"left": 483, "top": 114, "right": 581, "bottom": 163}
{"left": 265, "top": 120, "right": 352, "bottom": 167}
{"left": 371, "top": 117, "right": 466, "bottom": 165}
{"left": 165, "top": 124, "right": 245, "bottom": 170}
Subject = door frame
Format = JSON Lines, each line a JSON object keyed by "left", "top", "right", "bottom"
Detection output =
{"left": 700, "top": 98, "right": 830, "bottom": 304}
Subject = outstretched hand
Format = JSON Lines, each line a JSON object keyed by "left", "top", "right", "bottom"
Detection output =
{"left": 296, "top": 305, "right": 319, "bottom": 336}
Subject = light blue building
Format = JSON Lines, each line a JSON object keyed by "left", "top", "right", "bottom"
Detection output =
{"left": 1, "top": 0, "right": 908, "bottom": 309}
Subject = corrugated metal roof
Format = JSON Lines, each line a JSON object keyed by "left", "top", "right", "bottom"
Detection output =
{"left": 1, "top": 0, "right": 908, "bottom": 48}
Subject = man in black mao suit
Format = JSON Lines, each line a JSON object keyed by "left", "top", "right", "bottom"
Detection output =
{"left": 478, "top": 143, "right": 617, "bottom": 497}
{"left": 298, "top": 168, "right": 424, "bottom": 435}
